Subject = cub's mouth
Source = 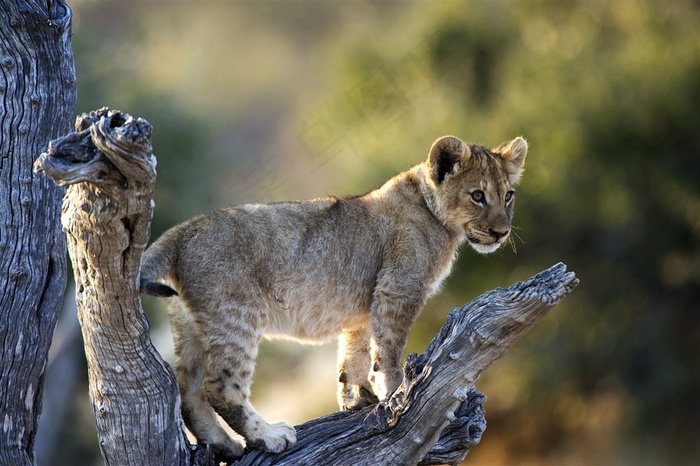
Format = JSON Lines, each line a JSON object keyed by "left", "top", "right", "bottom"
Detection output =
{"left": 466, "top": 233, "right": 506, "bottom": 254}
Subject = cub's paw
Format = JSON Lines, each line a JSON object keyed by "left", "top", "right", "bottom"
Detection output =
{"left": 340, "top": 381, "right": 379, "bottom": 411}
{"left": 246, "top": 420, "right": 296, "bottom": 453}
{"left": 369, "top": 367, "right": 402, "bottom": 401}
{"left": 209, "top": 439, "right": 245, "bottom": 463}
{"left": 201, "top": 431, "right": 245, "bottom": 463}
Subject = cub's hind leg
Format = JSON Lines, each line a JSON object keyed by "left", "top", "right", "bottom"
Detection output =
{"left": 167, "top": 298, "right": 244, "bottom": 461}
{"left": 199, "top": 304, "right": 296, "bottom": 453}
{"left": 337, "top": 328, "right": 379, "bottom": 410}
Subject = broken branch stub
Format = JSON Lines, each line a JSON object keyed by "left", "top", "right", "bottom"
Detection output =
{"left": 35, "top": 107, "right": 155, "bottom": 188}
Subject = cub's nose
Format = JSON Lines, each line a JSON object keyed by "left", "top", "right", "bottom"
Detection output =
{"left": 488, "top": 228, "right": 509, "bottom": 241}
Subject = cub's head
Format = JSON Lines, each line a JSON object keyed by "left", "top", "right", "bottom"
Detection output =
{"left": 426, "top": 135, "right": 527, "bottom": 254}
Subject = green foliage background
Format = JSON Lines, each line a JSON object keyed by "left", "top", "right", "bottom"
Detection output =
{"left": 42, "top": 1, "right": 699, "bottom": 465}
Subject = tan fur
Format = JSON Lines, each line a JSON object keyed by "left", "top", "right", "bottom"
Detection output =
{"left": 140, "top": 135, "right": 527, "bottom": 459}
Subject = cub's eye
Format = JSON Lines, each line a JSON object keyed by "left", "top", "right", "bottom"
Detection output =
{"left": 505, "top": 191, "right": 515, "bottom": 203}
{"left": 470, "top": 190, "right": 486, "bottom": 204}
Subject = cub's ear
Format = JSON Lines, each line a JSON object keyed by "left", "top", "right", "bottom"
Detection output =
{"left": 428, "top": 135, "right": 470, "bottom": 184}
{"left": 495, "top": 136, "right": 528, "bottom": 185}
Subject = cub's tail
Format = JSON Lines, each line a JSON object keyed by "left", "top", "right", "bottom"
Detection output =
{"left": 141, "top": 279, "right": 178, "bottom": 298}
{"left": 140, "top": 231, "right": 179, "bottom": 298}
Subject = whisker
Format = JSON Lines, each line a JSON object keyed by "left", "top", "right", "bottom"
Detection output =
{"left": 509, "top": 225, "right": 525, "bottom": 254}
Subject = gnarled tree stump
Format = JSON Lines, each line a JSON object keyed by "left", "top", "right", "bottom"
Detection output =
{"left": 35, "top": 108, "right": 578, "bottom": 466}
{"left": 36, "top": 108, "right": 191, "bottom": 465}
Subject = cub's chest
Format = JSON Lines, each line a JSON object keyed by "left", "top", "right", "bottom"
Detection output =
{"left": 426, "top": 250, "right": 459, "bottom": 297}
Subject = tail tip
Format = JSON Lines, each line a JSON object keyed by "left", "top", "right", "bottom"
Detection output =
{"left": 141, "top": 280, "right": 178, "bottom": 298}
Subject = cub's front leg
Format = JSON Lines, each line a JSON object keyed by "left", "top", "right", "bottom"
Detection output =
{"left": 367, "top": 282, "right": 427, "bottom": 401}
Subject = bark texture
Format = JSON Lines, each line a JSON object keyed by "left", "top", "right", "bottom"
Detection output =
{"left": 35, "top": 108, "right": 193, "bottom": 465}
{"left": 0, "top": 2, "right": 75, "bottom": 464}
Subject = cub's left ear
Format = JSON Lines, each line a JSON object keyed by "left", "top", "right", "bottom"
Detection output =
{"left": 495, "top": 137, "right": 528, "bottom": 185}
{"left": 428, "top": 135, "right": 470, "bottom": 185}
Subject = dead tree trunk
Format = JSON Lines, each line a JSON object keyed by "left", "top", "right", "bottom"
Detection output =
{"left": 35, "top": 107, "right": 578, "bottom": 466}
{"left": 0, "top": 2, "right": 75, "bottom": 464}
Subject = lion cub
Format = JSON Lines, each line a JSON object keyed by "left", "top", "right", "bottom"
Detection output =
{"left": 140, "top": 135, "right": 527, "bottom": 459}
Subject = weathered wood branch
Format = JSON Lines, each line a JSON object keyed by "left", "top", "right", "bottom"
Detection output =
{"left": 233, "top": 263, "right": 578, "bottom": 466}
{"left": 35, "top": 107, "right": 578, "bottom": 466}
{"left": 0, "top": 2, "right": 75, "bottom": 464}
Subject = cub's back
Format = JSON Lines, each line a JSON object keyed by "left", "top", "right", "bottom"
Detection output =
{"left": 172, "top": 197, "right": 387, "bottom": 313}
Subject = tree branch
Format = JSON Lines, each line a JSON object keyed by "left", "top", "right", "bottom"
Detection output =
{"left": 233, "top": 263, "right": 578, "bottom": 466}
